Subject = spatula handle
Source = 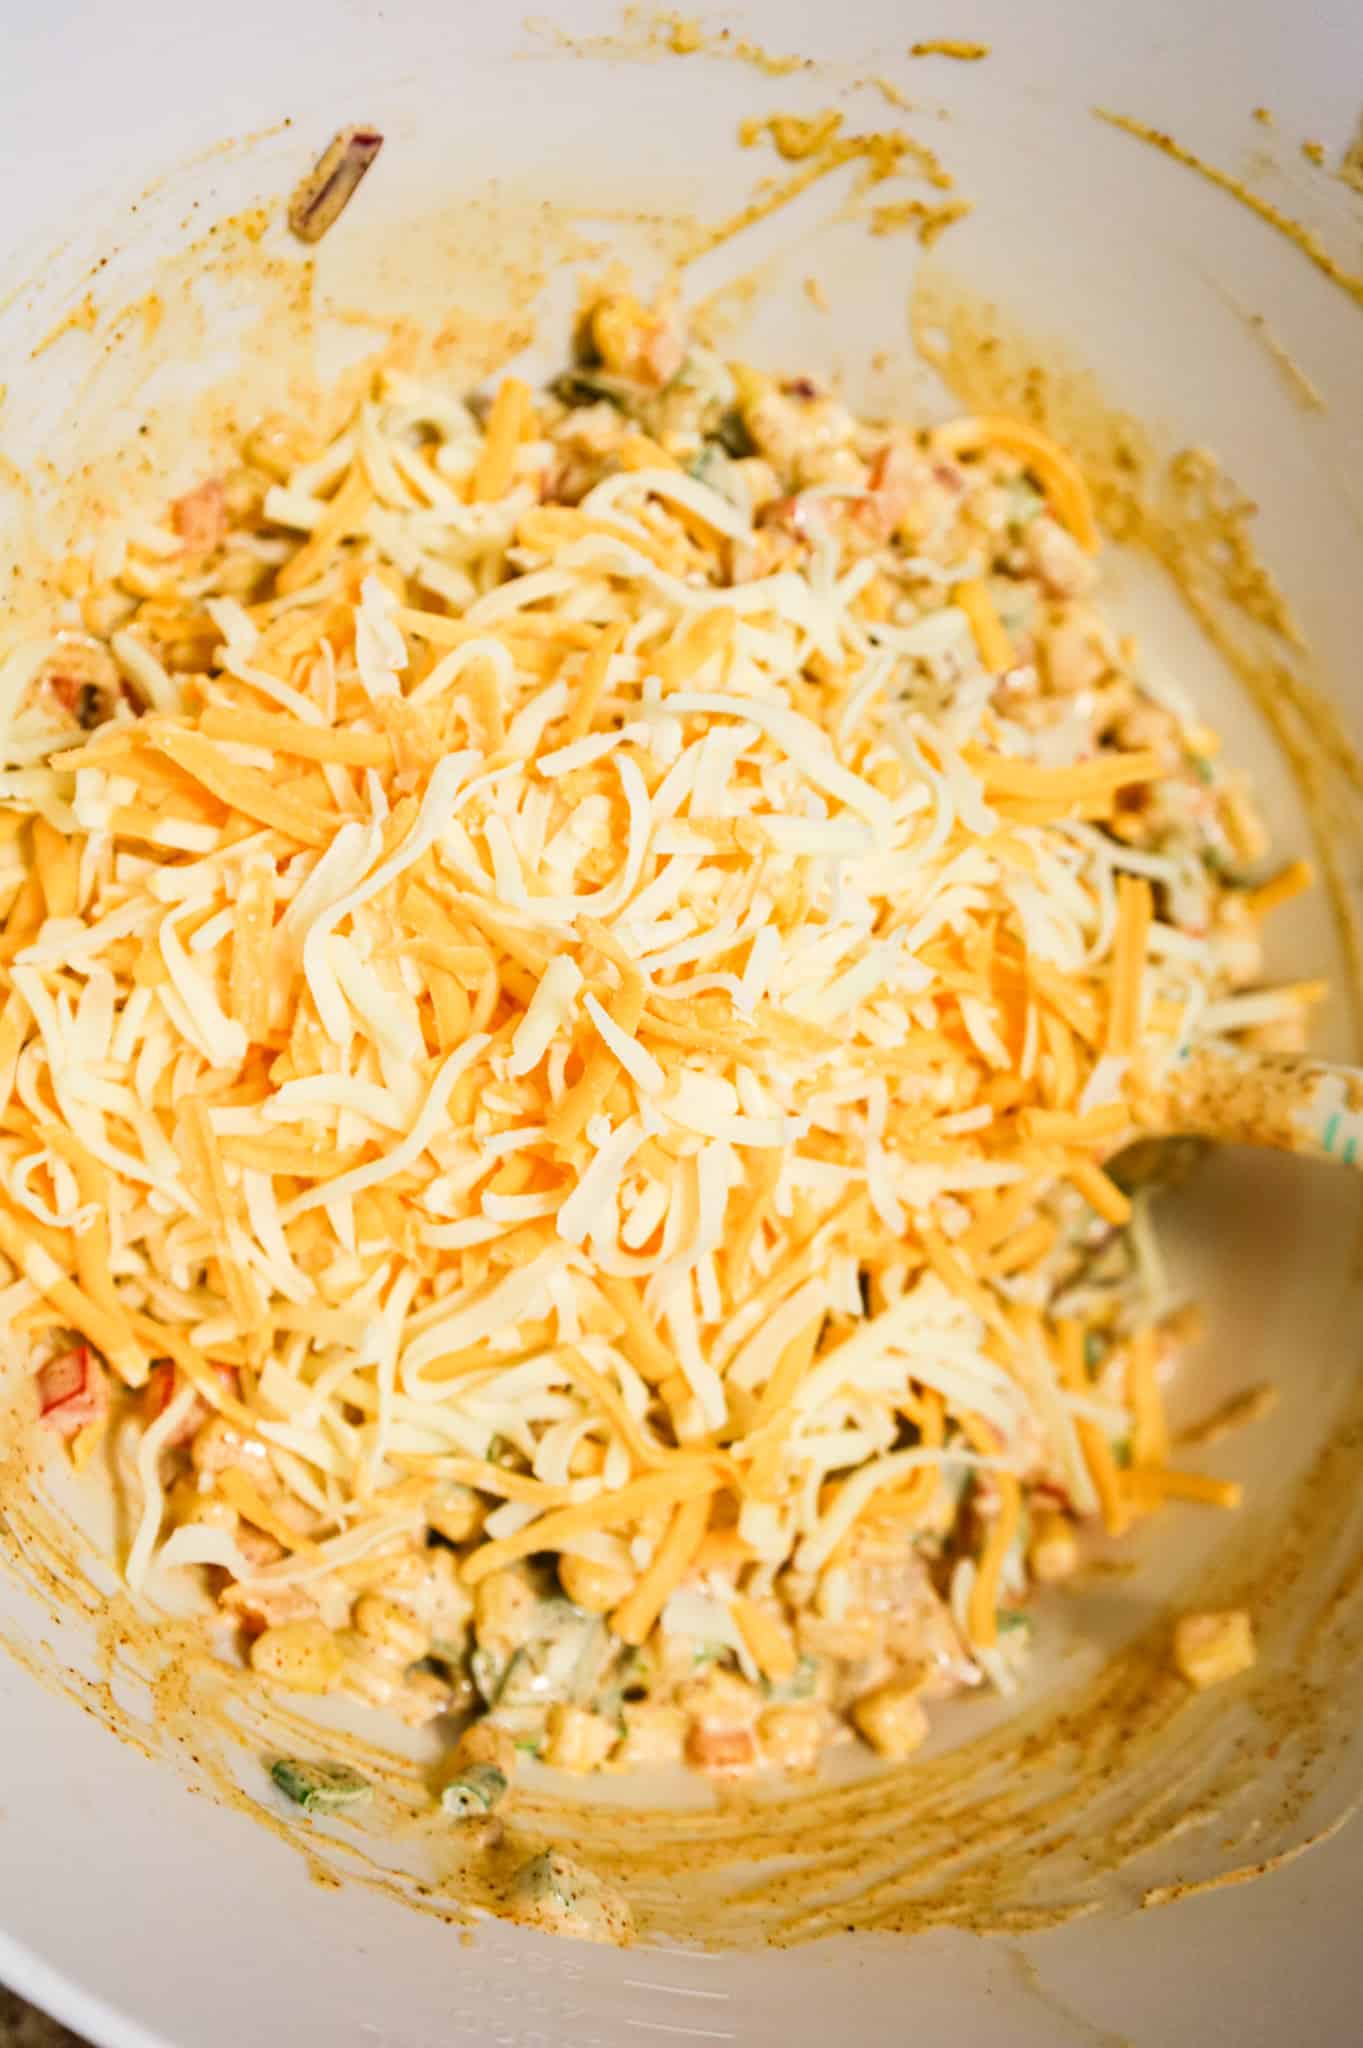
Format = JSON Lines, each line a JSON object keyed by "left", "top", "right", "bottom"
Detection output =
{"left": 1142, "top": 1047, "right": 1363, "bottom": 1166}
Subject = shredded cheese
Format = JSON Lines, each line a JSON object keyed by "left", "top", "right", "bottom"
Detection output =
{"left": 0, "top": 301, "right": 1284, "bottom": 1751}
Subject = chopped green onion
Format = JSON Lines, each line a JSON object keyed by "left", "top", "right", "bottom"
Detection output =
{"left": 512, "top": 1850, "right": 586, "bottom": 1915}
{"left": 270, "top": 1758, "right": 371, "bottom": 1814}
{"left": 441, "top": 1762, "right": 508, "bottom": 1820}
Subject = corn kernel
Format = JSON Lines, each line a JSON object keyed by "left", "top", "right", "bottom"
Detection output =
{"left": 685, "top": 1722, "right": 758, "bottom": 1773}
{"left": 473, "top": 1566, "right": 538, "bottom": 1653}
{"left": 613, "top": 1703, "right": 686, "bottom": 1768}
{"left": 677, "top": 1664, "right": 762, "bottom": 1726}
{"left": 427, "top": 1484, "right": 483, "bottom": 1545}
{"left": 454, "top": 1719, "right": 518, "bottom": 1779}
{"left": 559, "top": 1552, "right": 635, "bottom": 1615}
{"left": 590, "top": 294, "right": 646, "bottom": 377}
{"left": 352, "top": 1594, "right": 429, "bottom": 1665}
{"left": 1172, "top": 1609, "right": 1255, "bottom": 1690}
{"left": 249, "top": 1620, "right": 343, "bottom": 1695}
{"left": 852, "top": 1680, "right": 930, "bottom": 1760}
{"left": 759, "top": 1705, "right": 823, "bottom": 1772}
{"left": 543, "top": 1703, "right": 616, "bottom": 1775}
{"left": 1029, "top": 1510, "right": 1079, "bottom": 1584}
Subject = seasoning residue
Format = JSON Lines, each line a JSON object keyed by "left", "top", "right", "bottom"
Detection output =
{"left": 1141, "top": 1801, "right": 1358, "bottom": 1908}
{"left": 1340, "top": 115, "right": 1363, "bottom": 197}
{"left": 909, "top": 40, "right": 990, "bottom": 61}
{"left": 31, "top": 293, "right": 99, "bottom": 358}
{"left": 1095, "top": 109, "right": 1363, "bottom": 311}
{"left": 738, "top": 108, "right": 953, "bottom": 190}
{"left": 531, "top": 8, "right": 811, "bottom": 78}
{"left": 1241, "top": 310, "right": 1326, "bottom": 411}
{"left": 871, "top": 195, "right": 973, "bottom": 245}
{"left": 679, "top": 108, "right": 955, "bottom": 263}
{"left": 871, "top": 75, "right": 914, "bottom": 112}
{"left": 1177, "top": 1382, "right": 1280, "bottom": 1449}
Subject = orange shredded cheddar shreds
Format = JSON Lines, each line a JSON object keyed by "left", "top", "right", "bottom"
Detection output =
{"left": 31, "top": 816, "right": 81, "bottom": 920}
{"left": 217, "top": 1469, "right": 318, "bottom": 1552}
{"left": 469, "top": 377, "right": 532, "bottom": 502}
{"left": 934, "top": 414, "right": 1101, "bottom": 553}
{"left": 986, "top": 1217, "right": 1057, "bottom": 1278}
{"left": 547, "top": 965, "right": 646, "bottom": 1145}
{"left": 198, "top": 706, "right": 392, "bottom": 767}
{"left": 660, "top": 610, "right": 735, "bottom": 691}
{"left": 181, "top": 1101, "right": 263, "bottom": 1331}
{"left": 1, "top": 871, "right": 43, "bottom": 950}
{"left": 1064, "top": 1153, "right": 1134, "bottom": 1227}
{"left": 275, "top": 466, "right": 372, "bottom": 596}
{"left": 920, "top": 1227, "right": 999, "bottom": 1327}
{"left": 1027, "top": 964, "right": 1102, "bottom": 1045}
{"left": 731, "top": 1593, "right": 799, "bottom": 1682}
{"left": 461, "top": 655, "right": 506, "bottom": 750}
{"left": 961, "top": 1181, "right": 1037, "bottom": 1259}
{"left": 608, "top": 1491, "right": 716, "bottom": 1646}
{"left": 1125, "top": 1467, "right": 1242, "bottom": 1511}
{"left": 0, "top": 992, "right": 29, "bottom": 1105}
{"left": 1126, "top": 1325, "right": 1169, "bottom": 1466}
{"left": 692, "top": 1525, "right": 754, "bottom": 1573}
{"left": 147, "top": 729, "right": 333, "bottom": 847}
{"left": 230, "top": 855, "right": 275, "bottom": 1043}
{"left": 593, "top": 1277, "right": 679, "bottom": 1392}
{"left": 426, "top": 964, "right": 471, "bottom": 1049}
{"left": 1038, "top": 1006, "right": 1079, "bottom": 1110}
{"left": 1054, "top": 1323, "right": 1129, "bottom": 1536}
{"left": 563, "top": 620, "right": 627, "bottom": 744}
{"left": 611, "top": 431, "right": 680, "bottom": 470}
{"left": 885, "top": 1388, "right": 945, "bottom": 1525}
{"left": 70, "top": 1416, "right": 109, "bottom": 1471}
{"left": 436, "top": 1458, "right": 572, "bottom": 1507}
{"left": 558, "top": 1347, "right": 676, "bottom": 1471}
{"left": 461, "top": 1466, "right": 718, "bottom": 1586}
{"left": 1244, "top": 858, "right": 1314, "bottom": 917}
{"left": 34, "top": 1125, "right": 141, "bottom": 1372}
{"left": 750, "top": 1313, "right": 824, "bottom": 1434}
{"left": 969, "top": 747, "right": 1163, "bottom": 803}
{"left": 1020, "top": 1103, "right": 1129, "bottom": 1145}
{"left": 953, "top": 579, "right": 1014, "bottom": 674}
{"left": 0, "top": 1205, "right": 148, "bottom": 1387}
{"left": 966, "top": 1461, "right": 1022, "bottom": 1650}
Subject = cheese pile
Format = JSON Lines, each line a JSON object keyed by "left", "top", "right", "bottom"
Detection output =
{"left": 0, "top": 344, "right": 1279, "bottom": 1673}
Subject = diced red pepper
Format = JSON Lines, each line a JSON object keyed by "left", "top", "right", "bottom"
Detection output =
{"left": 855, "top": 441, "right": 920, "bottom": 542}
{"left": 37, "top": 1346, "right": 108, "bottom": 1440}
{"left": 143, "top": 1360, "right": 238, "bottom": 1446}
{"left": 172, "top": 478, "right": 227, "bottom": 553}
{"left": 758, "top": 494, "right": 810, "bottom": 538}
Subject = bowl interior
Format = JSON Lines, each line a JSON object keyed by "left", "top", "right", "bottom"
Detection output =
{"left": 2, "top": 2, "right": 1363, "bottom": 2042}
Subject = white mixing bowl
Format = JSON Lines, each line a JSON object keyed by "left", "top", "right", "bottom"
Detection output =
{"left": 3, "top": 1, "right": 1363, "bottom": 2040}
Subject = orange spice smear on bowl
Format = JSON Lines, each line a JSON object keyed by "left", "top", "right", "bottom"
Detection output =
{"left": 0, "top": 292, "right": 1309, "bottom": 1800}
